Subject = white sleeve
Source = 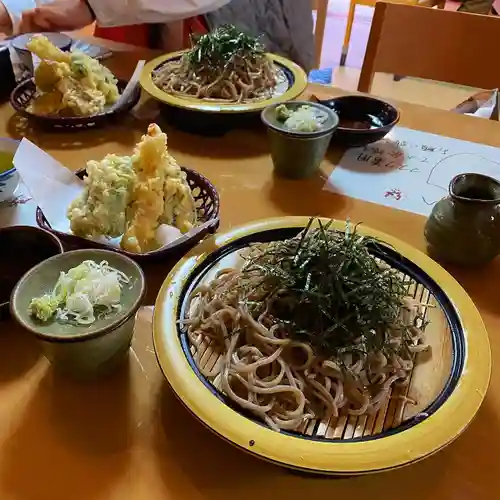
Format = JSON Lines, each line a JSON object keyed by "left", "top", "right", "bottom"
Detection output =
{"left": 1, "top": 0, "right": 50, "bottom": 30}
{"left": 88, "top": 0, "right": 231, "bottom": 27}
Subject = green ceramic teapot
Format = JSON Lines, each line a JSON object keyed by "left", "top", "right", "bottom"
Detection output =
{"left": 425, "top": 173, "right": 500, "bottom": 266}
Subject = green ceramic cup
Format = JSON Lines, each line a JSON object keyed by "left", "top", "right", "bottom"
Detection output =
{"left": 261, "top": 100, "right": 339, "bottom": 180}
{"left": 10, "top": 249, "right": 146, "bottom": 379}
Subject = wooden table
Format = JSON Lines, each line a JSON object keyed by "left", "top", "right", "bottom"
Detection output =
{"left": 1, "top": 40, "right": 500, "bottom": 500}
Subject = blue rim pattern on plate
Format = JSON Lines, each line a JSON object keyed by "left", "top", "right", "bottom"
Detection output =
{"left": 176, "top": 226, "right": 466, "bottom": 442}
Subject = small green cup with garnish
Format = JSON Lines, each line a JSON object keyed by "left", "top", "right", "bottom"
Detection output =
{"left": 261, "top": 100, "right": 339, "bottom": 180}
{"left": 10, "top": 249, "right": 146, "bottom": 379}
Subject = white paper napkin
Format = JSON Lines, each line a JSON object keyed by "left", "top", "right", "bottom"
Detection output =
{"left": 111, "top": 60, "right": 145, "bottom": 111}
{"left": 9, "top": 44, "right": 31, "bottom": 81}
{"left": 13, "top": 138, "right": 84, "bottom": 233}
{"left": 465, "top": 89, "right": 499, "bottom": 120}
{"left": 12, "top": 139, "right": 183, "bottom": 249}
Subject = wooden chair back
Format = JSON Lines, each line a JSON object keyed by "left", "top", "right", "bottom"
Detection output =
{"left": 312, "top": 0, "right": 329, "bottom": 68}
{"left": 358, "top": 2, "right": 500, "bottom": 92}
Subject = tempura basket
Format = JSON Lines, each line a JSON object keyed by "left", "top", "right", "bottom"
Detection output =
{"left": 36, "top": 166, "right": 220, "bottom": 263}
{"left": 11, "top": 79, "right": 140, "bottom": 131}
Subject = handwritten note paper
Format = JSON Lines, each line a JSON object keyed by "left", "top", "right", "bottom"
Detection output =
{"left": 324, "top": 126, "right": 500, "bottom": 216}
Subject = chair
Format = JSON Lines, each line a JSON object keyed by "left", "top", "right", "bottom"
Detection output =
{"left": 340, "top": 0, "right": 444, "bottom": 67}
{"left": 358, "top": 2, "right": 500, "bottom": 93}
{"left": 312, "top": 0, "right": 329, "bottom": 68}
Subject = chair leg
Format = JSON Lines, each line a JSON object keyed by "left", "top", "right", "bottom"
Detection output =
{"left": 340, "top": 1, "right": 356, "bottom": 66}
{"left": 314, "top": 0, "right": 328, "bottom": 69}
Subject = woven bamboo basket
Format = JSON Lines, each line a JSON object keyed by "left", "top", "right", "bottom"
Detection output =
{"left": 36, "top": 167, "right": 220, "bottom": 263}
{"left": 11, "top": 79, "right": 140, "bottom": 131}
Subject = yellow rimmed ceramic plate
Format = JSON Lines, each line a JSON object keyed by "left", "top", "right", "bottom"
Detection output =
{"left": 140, "top": 51, "right": 308, "bottom": 114}
{"left": 153, "top": 217, "right": 491, "bottom": 475}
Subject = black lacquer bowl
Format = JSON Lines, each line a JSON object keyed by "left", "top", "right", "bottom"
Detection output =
{"left": 314, "top": 95, "right": 399, "bottom": 147}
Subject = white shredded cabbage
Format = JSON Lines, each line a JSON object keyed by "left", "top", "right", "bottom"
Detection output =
{"left": 29, "top": 260, "right": 131, "bottom": 325}
{"left": 276, "top": 104, "right": 328, "bottom": 132}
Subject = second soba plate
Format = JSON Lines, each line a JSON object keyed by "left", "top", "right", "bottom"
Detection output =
{"left": 153, "top": 217, "right": 491, "bottom": 475}
{"left": 140, "top": 51, "right": 308, "bottom": 114}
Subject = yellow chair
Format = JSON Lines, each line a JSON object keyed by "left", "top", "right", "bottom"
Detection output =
{"left": 312, "top": 0, "right": 329, "bottom": 69}
{"left": 340, "top": 0, "right": 443, "bottom": 66}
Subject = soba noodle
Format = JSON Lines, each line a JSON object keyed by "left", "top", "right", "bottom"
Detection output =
{"left": 153, "top": 25, "right": 278, "bottom": 103}
{"left": 184, "top": 222, "right": 431, "bottom": 432}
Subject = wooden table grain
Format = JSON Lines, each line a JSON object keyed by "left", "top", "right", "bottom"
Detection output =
{"left": 0, "top": 39, "right": 499, "bottom": 500}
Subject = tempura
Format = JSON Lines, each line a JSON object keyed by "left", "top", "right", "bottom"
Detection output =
{"left": 66, "top": 123, "right": 198, "bottom": 253}
{"left": 161, "top": 147, "right": 197, "bottom": 233}
{"left": 27, "top": 35, "right": 119, "bottom": 116}
{"left": 68, "top": 155, "right": 135, "bottom": 239}
{"left": 121, "top": 125, "right": 168, "bottom": 253}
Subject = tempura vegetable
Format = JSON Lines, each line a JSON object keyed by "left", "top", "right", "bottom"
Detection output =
{"left": 121, "top": 124, "right": 169, "bottom": 253}
{"left": 29, "top": 90, "right": 64, "bottom": 116}
{"left": 27, "top": 34, "right": 119, "bottom": 116}
{"left": 66, "top": 123, "right": 198, "bottom": 253}
{"left": 160, "top": 149, "right": 197, "bottom": 233}
{"left": 68, "top": 155, "right": 136, "bottom": 239}
{"left": 27, "top": 35, "right": 70, "bottom": 64}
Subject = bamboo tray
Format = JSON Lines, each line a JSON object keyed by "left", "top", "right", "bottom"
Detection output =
{"left": 153, "top": 217, "right": 491, "bottom": 475}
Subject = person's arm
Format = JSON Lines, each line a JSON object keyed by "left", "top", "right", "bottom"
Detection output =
{"left": 88, "top": 0, "right": 231, "bottom": 27}
{"left": 0, "top": 0, "right": 38, "bottom": 33}
{"left": 1, "top": 0, "right": 60, "bottom": 33}
{"left": 0, "top": 2, "right": 12, "bottom": 33}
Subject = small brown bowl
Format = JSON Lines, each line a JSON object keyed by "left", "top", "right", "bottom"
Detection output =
{"left": 0, "top": 225, "right": 64, "bottom": 320}
{"left": 36, "top": 167, "right": 220, "bottom": 262}
{"left": 313, "top": 95, "right": 400, "bottom": 148}
{"left": 10, "top": 79, "right": 141, "bottom": 131}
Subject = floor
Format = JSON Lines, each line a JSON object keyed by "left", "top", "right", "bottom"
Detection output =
{"left": 328, "top": 67, "right": 479, "bottom": 110}
{"left": 317, "top": 0, "right": 481, "bottom": 110}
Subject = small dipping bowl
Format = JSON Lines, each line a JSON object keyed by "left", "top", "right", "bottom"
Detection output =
{"left": 0, "top": 226, "right": 64, "bottom": 320}
{"left": 10, "top": 249, "right": 146, "bottom": 379}
{"left": 0, "top": 138, "right": 19, "bottom": 202}
{"left": 261, "top": 100, "right": 339, "bottom": 179}
{"left": 316, "top": 95, "right": 399, "bottom": 148}
{"left": 11, "top": 32, "right": 72, "bottom": 74}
